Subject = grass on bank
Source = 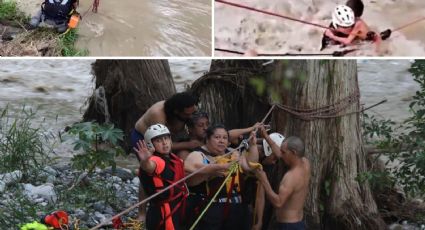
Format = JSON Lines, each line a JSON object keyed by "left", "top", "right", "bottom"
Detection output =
{"left": 0, "top": 0, "right": 88, "bottom": 56}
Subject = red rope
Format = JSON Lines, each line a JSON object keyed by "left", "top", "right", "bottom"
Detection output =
{"left": 392, "top": 16, "right": 425, "bottom": 32}
{"left": 215, "top": 0, "right": 329, "bottom": 30}
{"left": 81, "top": 0, "right": 99, "bottom": 18}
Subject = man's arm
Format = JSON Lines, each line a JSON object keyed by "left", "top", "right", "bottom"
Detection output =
{"left": 325, "top": 29, "right": 357, "bottom": 45}
{"left": 256, "top": 170, "right": 293, "bottom": 208}
{"left": 172, "top": 139, "right": 203, "bottom": 152}
{"left": 229, "top": 122, "right": 261, "bottom": 145}
{"left": 259, "top": 126, "right": 282, "bottom": 158}
{"left": 184, "top": 151, "right": 230, "bottom": 176}
{"left": 134, "top": 140, "right": 156, "bottom": 174}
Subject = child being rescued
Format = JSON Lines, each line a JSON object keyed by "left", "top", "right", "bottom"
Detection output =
{"left": 29, "top": 0, "right": 79, "bottom": 33}
{"left": 134, "top": 124, "right": 188, "bottom": 230}
{"left": 320, "top": 3, "right": 383, "bottom": 51}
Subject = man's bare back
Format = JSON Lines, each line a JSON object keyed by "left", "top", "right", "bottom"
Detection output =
{"left": 135, "top": 101, "right": 185, "bottom": 135}
{"left": 276, "top": 157, "right": 311, "bottom": 223}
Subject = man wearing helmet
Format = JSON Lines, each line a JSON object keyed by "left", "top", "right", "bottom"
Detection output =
{"left": 134, "top": 124, "right": 188, "bottom": 230}
{"left": 320, "top": 4, "right": 382, "bottom": 51}
{"left": 254, "top": 127, "right": 311, "bottom": 230}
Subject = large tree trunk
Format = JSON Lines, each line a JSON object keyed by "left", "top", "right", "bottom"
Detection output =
{"left": 190, "top": 60, "right": 271, "bottom": 129}
{"left": 191, "top": 60, "right": 386, "bottom": 230}
{"left": 83, "top": 60, "right": 176, "bottom": 149}
{"left": 271, "top": 60, "right": 386, "bottom": 230}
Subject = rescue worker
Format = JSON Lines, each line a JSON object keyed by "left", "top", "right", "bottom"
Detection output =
{"left": 134, "top": 124, "right": 188, "bottom": 230}
{"left": 29, "top": 0, "right": 78, "bottom": 33}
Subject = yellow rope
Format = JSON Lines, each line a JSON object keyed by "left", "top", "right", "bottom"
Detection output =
{"left": 189, "top": 162, "right": 239, "bottom": 230}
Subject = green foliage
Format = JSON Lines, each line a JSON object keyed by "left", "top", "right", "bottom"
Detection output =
{"left": 0, "top": 1, "right": 17, "bottom": 20}
{"left": 0, "top": 0, "right": 29, "bottom": 24}
{"left": 361, "top": 60, "right": 425, "bottom": 197}
{"left": 59, "top": 29, "right": 88, "bottom": 56}
{"left": 248, "top": 61, "right": 306, "bottom": 104}
{"left": 66, "top": 122, "right": 125, "bottom": 176}
{"left": 0, "top": 105, "right": 54, "bottom": 182}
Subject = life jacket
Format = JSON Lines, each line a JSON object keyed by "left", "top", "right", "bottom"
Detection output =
{"left": 42, "top": 0, "right": 74, "bottom": 22}
{"left": 41, "top": 210, "right": 69, "bottom": 229}
{"left": 189, "top": 147, "right": 241, "bottom": 199}
{"left": 139, "top": 152, "right": 188, "bottom": 230}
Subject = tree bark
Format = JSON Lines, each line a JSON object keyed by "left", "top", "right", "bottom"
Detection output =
{"left": 83, "top": 60, "right": 176, "bottom": 149}
{"left": 190, "top": 60, "right": 271, "bottom": 129}
{"left": 272, "top": 60, "right": 386, "bottom": 230}
{"left": 192, "top": 60, "right": 386, "bottom": 230}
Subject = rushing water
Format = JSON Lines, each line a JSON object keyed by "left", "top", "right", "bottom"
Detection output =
{"left": 14, "top": 0, "right": 211, "bottom": 56}
{"left": 0, "top": 59, "right": 420, "bottom": 167}
{"left": 215, "top": 0, "right": 425, "bottom": 56}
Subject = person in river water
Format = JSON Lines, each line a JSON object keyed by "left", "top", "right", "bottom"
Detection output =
{"left": 320, "top": 4, "right": 383, "bottom": 51}
{"left": 29, "top": 0, "right": 79, "bottom": 33}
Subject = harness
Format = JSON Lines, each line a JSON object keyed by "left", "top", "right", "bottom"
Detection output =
{"left": 139, "top": 153, "right": 188, "bottom": 230}
{"left": 41, "top": 0, "right": 75, "bottom": 22}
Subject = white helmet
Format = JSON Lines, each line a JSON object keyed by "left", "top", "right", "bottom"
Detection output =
{"left": 332, "top": 5, "right": 355, "bottom": 28}
{"left": 144, "top": 124, "right": 171, "bottom": 149}
{"left": 263, "top": 133, "right": 285, "bottom": 157}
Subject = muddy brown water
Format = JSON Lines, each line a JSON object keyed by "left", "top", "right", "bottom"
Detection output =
{"left": 75, "top": 0, "right": 211, "bottom": 56}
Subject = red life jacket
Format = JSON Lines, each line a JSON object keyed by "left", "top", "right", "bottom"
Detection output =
{"left": 41, "top": 210, "right": 69, "bottom": 229}
{"left": 139, "top": 152, "right": 188, "bottom": 230}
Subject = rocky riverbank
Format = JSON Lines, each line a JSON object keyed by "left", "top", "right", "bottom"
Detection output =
{"left": 0, "top": 165, "right": 140, "bottom": 229}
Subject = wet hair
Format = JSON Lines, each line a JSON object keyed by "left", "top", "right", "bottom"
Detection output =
{"left": 346, "top": 0, "right": 364, "bottom": 18}
{"left": 205, "top": 124, "right": 229, "bottom": 141}
{"left": 284, "top": 136, "right": 305, "bottom": 157}
{"left": 187, "top": 111, "right": 209, "bottom": 128}
{"left": 164, "top": 92, "right": 198, "bottom": 119}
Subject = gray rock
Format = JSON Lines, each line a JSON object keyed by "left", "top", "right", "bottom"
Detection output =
{"left": 132, "top": 177, "right": 140, "bottom": 186}
{"left": 43, "top": 166, "right": 58, "bottom": 176}
{"left": 92, "top": 201, "right": 106, "bottom": 211}
{"left": 23, "top": 183, "right": 57, "bottom": 203}
{"left": 94, "top": 211, "right": 106, "bottom": 222}
{"left": 102, "top": 167, "right": 133, "bottom": 181}
{"left": 0, "top": 181, "right": 6, "bottom": 193}
{"left": 111, "top": 176, "right": 122, "bottom": 183}
{"left": 46, "top": 175, "right": 56, "bottom": 184}
{"left": 0, "top": 170, "right": 23, "bottom": 185}
{"left": 74, "top": 208, "right": 89, "bottom": 221}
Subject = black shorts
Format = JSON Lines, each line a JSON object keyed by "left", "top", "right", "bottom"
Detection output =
{"left": 146, "top": 201, "right": 184, "bottom": 230}
{"left": 275, "top": 221, "right": 305, "bottom": 230}
{"left": 187, "top": 195, "right": 250, "bottom": 230}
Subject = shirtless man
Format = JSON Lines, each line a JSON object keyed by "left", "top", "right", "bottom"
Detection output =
{"left": 255, "top": 134, "right": 311, "bottom": 230}
{"left": 131, "top": 92, "right": 198, "bottom": 221}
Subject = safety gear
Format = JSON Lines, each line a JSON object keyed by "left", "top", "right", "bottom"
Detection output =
{"left": 263, "top": 133, "right": 285, "bottom": 157}
{"left": 67, "top": 13, "right": 80, "bottom": 29}
{"left": 42, "top": 0, "right": 74, "bottom": 22}
{"left": 139, "top": 152, "right": 188, "bottom": 230}
{"left": 144, "top": 124, "right": 171, "bottom": 149}
{"left": 332, "top": 5, "right": 355, "bottom": 28}
{"left": 20, "top": 222, "right": 49, "bottom": 230}
{"left": 41, "top": 210, "right": 69, "bottom": 229}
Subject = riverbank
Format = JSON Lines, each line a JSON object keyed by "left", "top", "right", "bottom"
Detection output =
{"left": 0, "top": 0, "right": 87, "bottom": 56}
{"left": 0, "top": 164, "right": 140, "bottom": 229}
